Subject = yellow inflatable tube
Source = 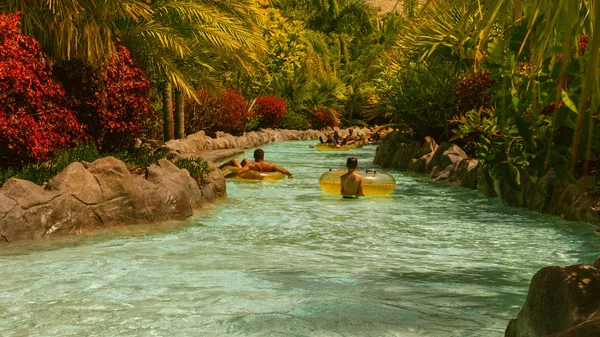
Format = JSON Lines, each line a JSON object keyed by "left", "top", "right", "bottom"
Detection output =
{"left": 319, "top": 169, "right": 396, "bottom": 196}
{"left": 220, "top": 165, "right": 284, "bottom": 182}
{"left": 313, "top": 141, "right": 365, "bottom": 151}
{"left": 313, "top": 143, "right": 352, "bottom": 151}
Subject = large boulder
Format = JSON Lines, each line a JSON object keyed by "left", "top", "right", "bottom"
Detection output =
{"left": 46, "top": 162, "right": 104, "bottom": 204}
{"left": 524, "top": 170, "right": 556, "bottom": 214}
{"left": 506, "top": 264, "right": 600, "bottom": 337}
{"left": 165, "top": 131, "right": 207, "bottom": 153}
{"left": 439, "top": 158, "right": 479, "bottom": 189}
{"left": 373, "top": 132, "right": 421, "bottom": 169}
{"left": 477, "top": 167, "right": 497, "bottom": 197}
{"left": 0, "top": 179, "right": 101, "bottom": 241}
{"left": 427, "top": 142, "right": 468, "bottom": 172}
{"left": 198, "top": 161, "right": 226, "bottom": 202}
{"left": 0, "top": 156, "right": 216, "bottom": 243}
{"left": 145, "top": 159, "right": 204, "bottom": 218}
{"left": 407, "top": 137, "right": 439, "bottom": 173}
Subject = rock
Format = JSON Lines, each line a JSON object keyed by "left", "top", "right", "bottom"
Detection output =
{"left": 525, "top": 170, "right": 556, "bottom": 213}
{"left": 165, "top": 131, "right": 207, "bottom": 153}
{"left": 417, "top": 136, "right": 438, "bottom": 158}
{"left": 0, "top": 194, "right": 102, "bottom": 242}
{"left": 45, "top": 162, "right": 104, "bottom": 204}
{"left": 392, "top": 141, "right": 422, "bottom": 169}
{"left": 456, "top": 158, "right": 479, "bottom": 189}
{"left": 407, "top": 157, "right": 427, "bottom": 173}
{"left": 197, "top": 161, "right": 226, "bottom": 202}
{"left": 477, "top": 167, "right": 497, "bottom": 197}
{"left": 438, "top": 143, "right": 468, "bottom": 169}
{"left": 0, "top": 192, "right": 17, "bottom": 216}
{"left": 146, "top": 159, "right": 203, "bottom": 217}
{"left": 0, "top": 178, "right": 61, "bottom": 210}
{"left": 505, "top": 264, "right": 600, "bottom": 337}
{"left": 0, "top": 155, "right": 219, "bottom": 242}
{"left": 549, "top": 318, "right": 600, "bottom": 337}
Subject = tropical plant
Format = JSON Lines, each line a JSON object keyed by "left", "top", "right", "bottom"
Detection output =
{"left": 184, "top": 89, "right": 252, "bottom": 136}
{"left": 117, "top": 0, "right": 268, "bottom": 140}
{"left": 0, "top": 12, "right": 85, "bottom": 167}
{"left": 375, "top": 59, "right": 459, "bottom": 140}
{"left": 55, "top": 44, "right": 155, "bottom": 152}
{"left": 255, "top": 95, "right": 287, "bottom": 128}
{"left": 419, "top": 0, "right": 600, "bottom": 175}
{"left": 0, "top": 0, "right": 152, "bottom": 65}
{"left": 1, "top": 0, "right": 268, "bottom": 142}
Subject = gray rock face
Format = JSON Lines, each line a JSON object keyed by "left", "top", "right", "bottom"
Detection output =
{"left": 165, "top": 128, "right": 328, "bottom": 155}
{"left": 506, "top": 264, "right": 600, "bottom": 337}
{"left": 373, "top": 132, "right": 421, "bottom": 168}
{"left": 0, "top": 156, "right": 222, "bottom": 243}
{"left": 1, "top": 128, "right": 332, "bottom": 243}
{"left": 374, "top": 134, "right": 600, "bottom": 223}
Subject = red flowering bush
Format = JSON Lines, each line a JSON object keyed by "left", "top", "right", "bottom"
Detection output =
{"left": 456, "top": 72, "right": 497, "bottom": 113}
{"left": 55, "top": 44, "right": 155, "bottom": 152}
{"left": 579, "top": 35, "right": 588, "bottom": 56}
{"left": 0, "top": 12, "right": 85, "bottom": 167}
{"left": 254, "top": 95, "right": 287, "bottom": 128}
{"left": 312, "top": 107, "right": 341, "bottom": 128}
{"left": 216, "top": 90, "right": 251, "bottom": 134}
{"left": 185, "top": 89, "right": 251, "bottom": 136}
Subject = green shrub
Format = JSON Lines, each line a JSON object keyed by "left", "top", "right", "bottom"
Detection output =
{"left": 279, "top": 110, "right": 312, "bottom": 130}
{"left": 0, "top": 144, "right": 212, "bottom": 188}
{"left": 174, "top": 158, "right": 213, "bottom": 187}
{"left": 0, "top": 143, "right": 101, "bottom": 186}
{"left": 377, "top": 61, "right": 458, "bottom": 140}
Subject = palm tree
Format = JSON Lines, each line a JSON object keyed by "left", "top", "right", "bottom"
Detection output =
{"left": 0, "top": 0, "right": 152, "bottom": 64}
{"left": 1, "top": 0, "right": 268, "bottom": 142}
{"left": 117, "top": 0, "right": 268, "bottom": 141}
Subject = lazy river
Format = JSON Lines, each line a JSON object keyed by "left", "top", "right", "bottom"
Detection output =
{"left": 1, "top": 141, "right": 599, "bottom": 336}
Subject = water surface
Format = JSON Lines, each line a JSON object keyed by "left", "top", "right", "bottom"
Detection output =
{"left": 1, "top": 141, "right": 599, "bottom": 336}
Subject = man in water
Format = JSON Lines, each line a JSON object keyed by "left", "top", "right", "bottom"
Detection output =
{"left": 219, "top": 149, "right": 294, "bottom": 179}
{"left": 341, "top": 157, "right": 364, "bottom": 197}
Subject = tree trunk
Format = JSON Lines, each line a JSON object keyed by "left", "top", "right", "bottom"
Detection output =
{"left": 174, "top": 89, "right": 185, "bottom": 139}
{"left": 163, "top": 82, "right": 174, "bottom": 141}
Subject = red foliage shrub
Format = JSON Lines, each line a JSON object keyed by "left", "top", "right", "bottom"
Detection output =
{"left": 312, "top": 107, "right": 341, "bottom": 128}
{"left": 579, "top": 35, "right": 588, "bottom": 56}
{"left": 254, "top": 95, "right": 286, "bottom": 128}
{"left": 0, "top": 12, "right": 85, "bottom": 167}
{"left": 456, "top": 72, "right": 497, "bottom": 113}
{"left": 185, "top": 89, "right": 251, "bottom": 136}
{"left": 55, "top": 44, "right": 155, "bottom": 152}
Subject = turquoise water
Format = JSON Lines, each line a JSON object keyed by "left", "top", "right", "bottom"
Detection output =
{"left": 1, "top": 141, "right": 599, "bottom": 336}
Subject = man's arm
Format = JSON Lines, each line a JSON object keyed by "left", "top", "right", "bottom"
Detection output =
{"left": 357, "top": 177, "right": 364, "bottom": 196}
{"left": 272, "top": 165, "right": 293, "bottom": 178}
{"left": 235, "top": 165, "right": 251, "bottom": 176}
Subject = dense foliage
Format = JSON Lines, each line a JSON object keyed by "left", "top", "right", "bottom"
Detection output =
{"left": 0, "top": 12, "right": 84, "bottom": 167}
{"left": 185, "top": 89, "right": 252, "bottom": 136}
{"left": 254, "top": 95, "right": 287, "bottom": 128}
{"left": 55, "top": 44, "right": 155, "bottom": 152}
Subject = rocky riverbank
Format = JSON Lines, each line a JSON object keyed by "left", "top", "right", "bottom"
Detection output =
{"left": 374, "top": 131, "right": 600, "bottom": 224}
{"left": 0, "top": 128, "right": 331, "bottom": 243}
{"left": 373, "top": 131, "right": 600, "bottom": 337}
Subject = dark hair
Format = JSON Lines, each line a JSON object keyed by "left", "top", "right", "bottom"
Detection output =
{"left": 346, "top": 157, "right": 358, "bottom": 169}
{"left": 254, "top": 149, "right": 264, "bottom": 161}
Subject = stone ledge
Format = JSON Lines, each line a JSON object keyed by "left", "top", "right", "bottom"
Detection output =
{"left": 0, "top": 156, "right": 224, "bottom": 243}
{"left": 373, "top": 132, "right": 600, "bottom": 224}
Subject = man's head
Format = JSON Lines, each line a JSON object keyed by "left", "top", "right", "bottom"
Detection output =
{"left": 254, "top": 149, "right": 264, "bottom": 161}
{"left": 346, "top": 157, "right": 358, "bottom": 170}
